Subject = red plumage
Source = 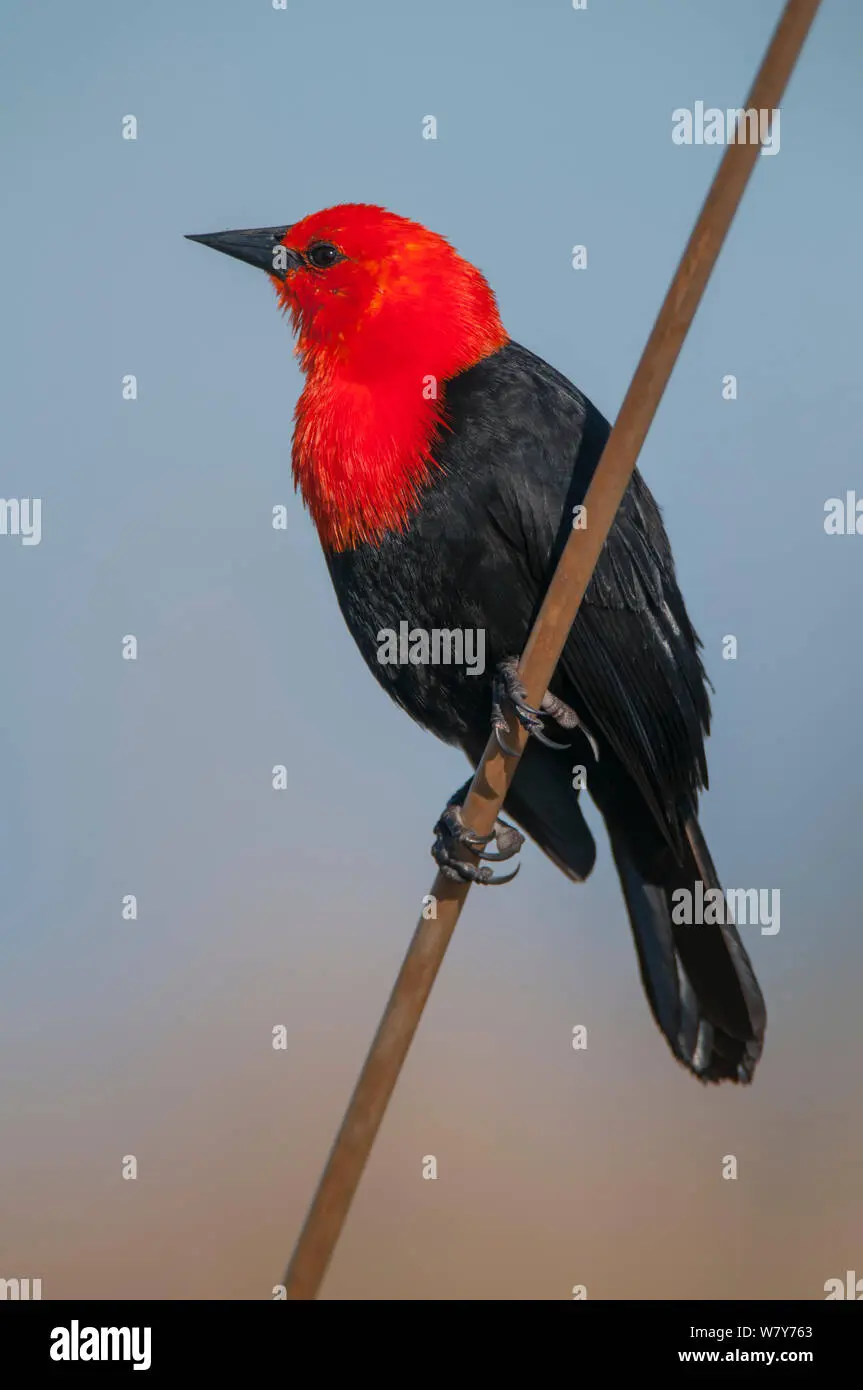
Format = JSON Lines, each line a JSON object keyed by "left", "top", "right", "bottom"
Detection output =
{"left": 275, "top": 204, "right": 508, "bottom": 550}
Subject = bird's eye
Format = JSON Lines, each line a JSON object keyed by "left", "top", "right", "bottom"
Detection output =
{"left": 306, "top": 242, "right": 342, "bottom": 269}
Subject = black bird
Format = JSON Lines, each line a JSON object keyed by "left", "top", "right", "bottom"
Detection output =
{"left": 187, "top": 202, "right": 767, "bottom": 1083}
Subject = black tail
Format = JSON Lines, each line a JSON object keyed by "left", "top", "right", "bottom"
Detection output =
{"left": 606, "top": 812, "right": 766, "bottom": 1083}
{"left": 498, "top": 739, "right": 767, "bottom": 1084}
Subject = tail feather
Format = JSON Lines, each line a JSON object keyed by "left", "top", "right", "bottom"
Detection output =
{"left": 477, "top": 738, "right": 767, "bottom": 1084}
{"left": 609, "top": 816, "right": 766, "bottom": 1083}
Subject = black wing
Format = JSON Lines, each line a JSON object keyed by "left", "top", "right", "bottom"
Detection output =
{"left": 451, "top": 340, "right": 712, "bottom": 858}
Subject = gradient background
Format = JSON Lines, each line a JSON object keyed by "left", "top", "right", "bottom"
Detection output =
{"left": 1, "top": 0, "right": 860, "bottom": 1300}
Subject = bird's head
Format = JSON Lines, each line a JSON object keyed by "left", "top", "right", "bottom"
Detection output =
{"left": 186, "top": 203, "right": 509, "bottom": 549}
{"left": 188, "top": 203, "right": 506, "bottom": 378}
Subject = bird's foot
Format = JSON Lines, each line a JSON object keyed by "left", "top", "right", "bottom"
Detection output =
{"left": 491, "top": 657, "right": 600, "bottom": 761}
{"left": 432, "top": 798, "right": 525, "bottom": 886}
{"left": 538, "top": 689, "right": 601, "bottom": 763}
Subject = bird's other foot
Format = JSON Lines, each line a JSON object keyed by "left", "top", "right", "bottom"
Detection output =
{"left": 432, "top": 789, "right": 525, "bottom": 886}
{"left": 491, "top": 657, "right": 599, "bottom": 760}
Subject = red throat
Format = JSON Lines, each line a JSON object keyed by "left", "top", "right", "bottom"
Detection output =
{"left": 278, "top": 206, "right": 508, "bottom": 552}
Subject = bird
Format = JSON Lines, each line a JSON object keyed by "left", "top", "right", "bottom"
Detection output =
{"left": 186, "top": 203, "right": 766, "bottom": 1084}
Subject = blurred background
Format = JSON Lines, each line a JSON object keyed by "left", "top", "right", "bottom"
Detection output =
{"left": 1, "top": 0, "right": 860, "bottom": 1299}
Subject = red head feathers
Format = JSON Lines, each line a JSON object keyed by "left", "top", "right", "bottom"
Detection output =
{"left": 274, "top": 204, "right": 508, "bottom": 550}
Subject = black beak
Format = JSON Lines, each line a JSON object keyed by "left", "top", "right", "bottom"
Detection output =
{"left": 185, "top": 225, "right": 301, "bottom": 277}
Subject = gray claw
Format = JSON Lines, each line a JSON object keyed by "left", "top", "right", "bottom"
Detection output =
{"left": 491, "top": 659, "right": 600, "bottom": 762}
{"left": 540, "top": 690, "right": 600, "bottom": 761}
{"left": 438, "top": 859, "right": 521, "bottom": 887}
{"left": 494, "top": 724, "right": 521, "bottom": 758}
{"left": 432, "top": 803, "right": 525, "bottom": 886}
{"left": 492, "top": 659, "right": 568, "bottom": 756}
{"left": 533, "top": 727, "right": 571, "bottom": 751}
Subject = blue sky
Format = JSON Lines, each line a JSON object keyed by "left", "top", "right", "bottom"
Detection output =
{"left": 1, "top": 0, "right": 860, "bottom": 1298}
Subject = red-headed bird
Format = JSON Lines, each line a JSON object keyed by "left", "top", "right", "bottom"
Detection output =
{"left": 187, "top": 204, "right": 766, "bottom": 1083}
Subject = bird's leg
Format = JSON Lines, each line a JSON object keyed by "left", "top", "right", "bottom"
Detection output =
{"left": 432, "top": 779, "right": 525, "bottom": 886}
{"left": 491, "top": 657, "right": 600, "bottom": 760}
